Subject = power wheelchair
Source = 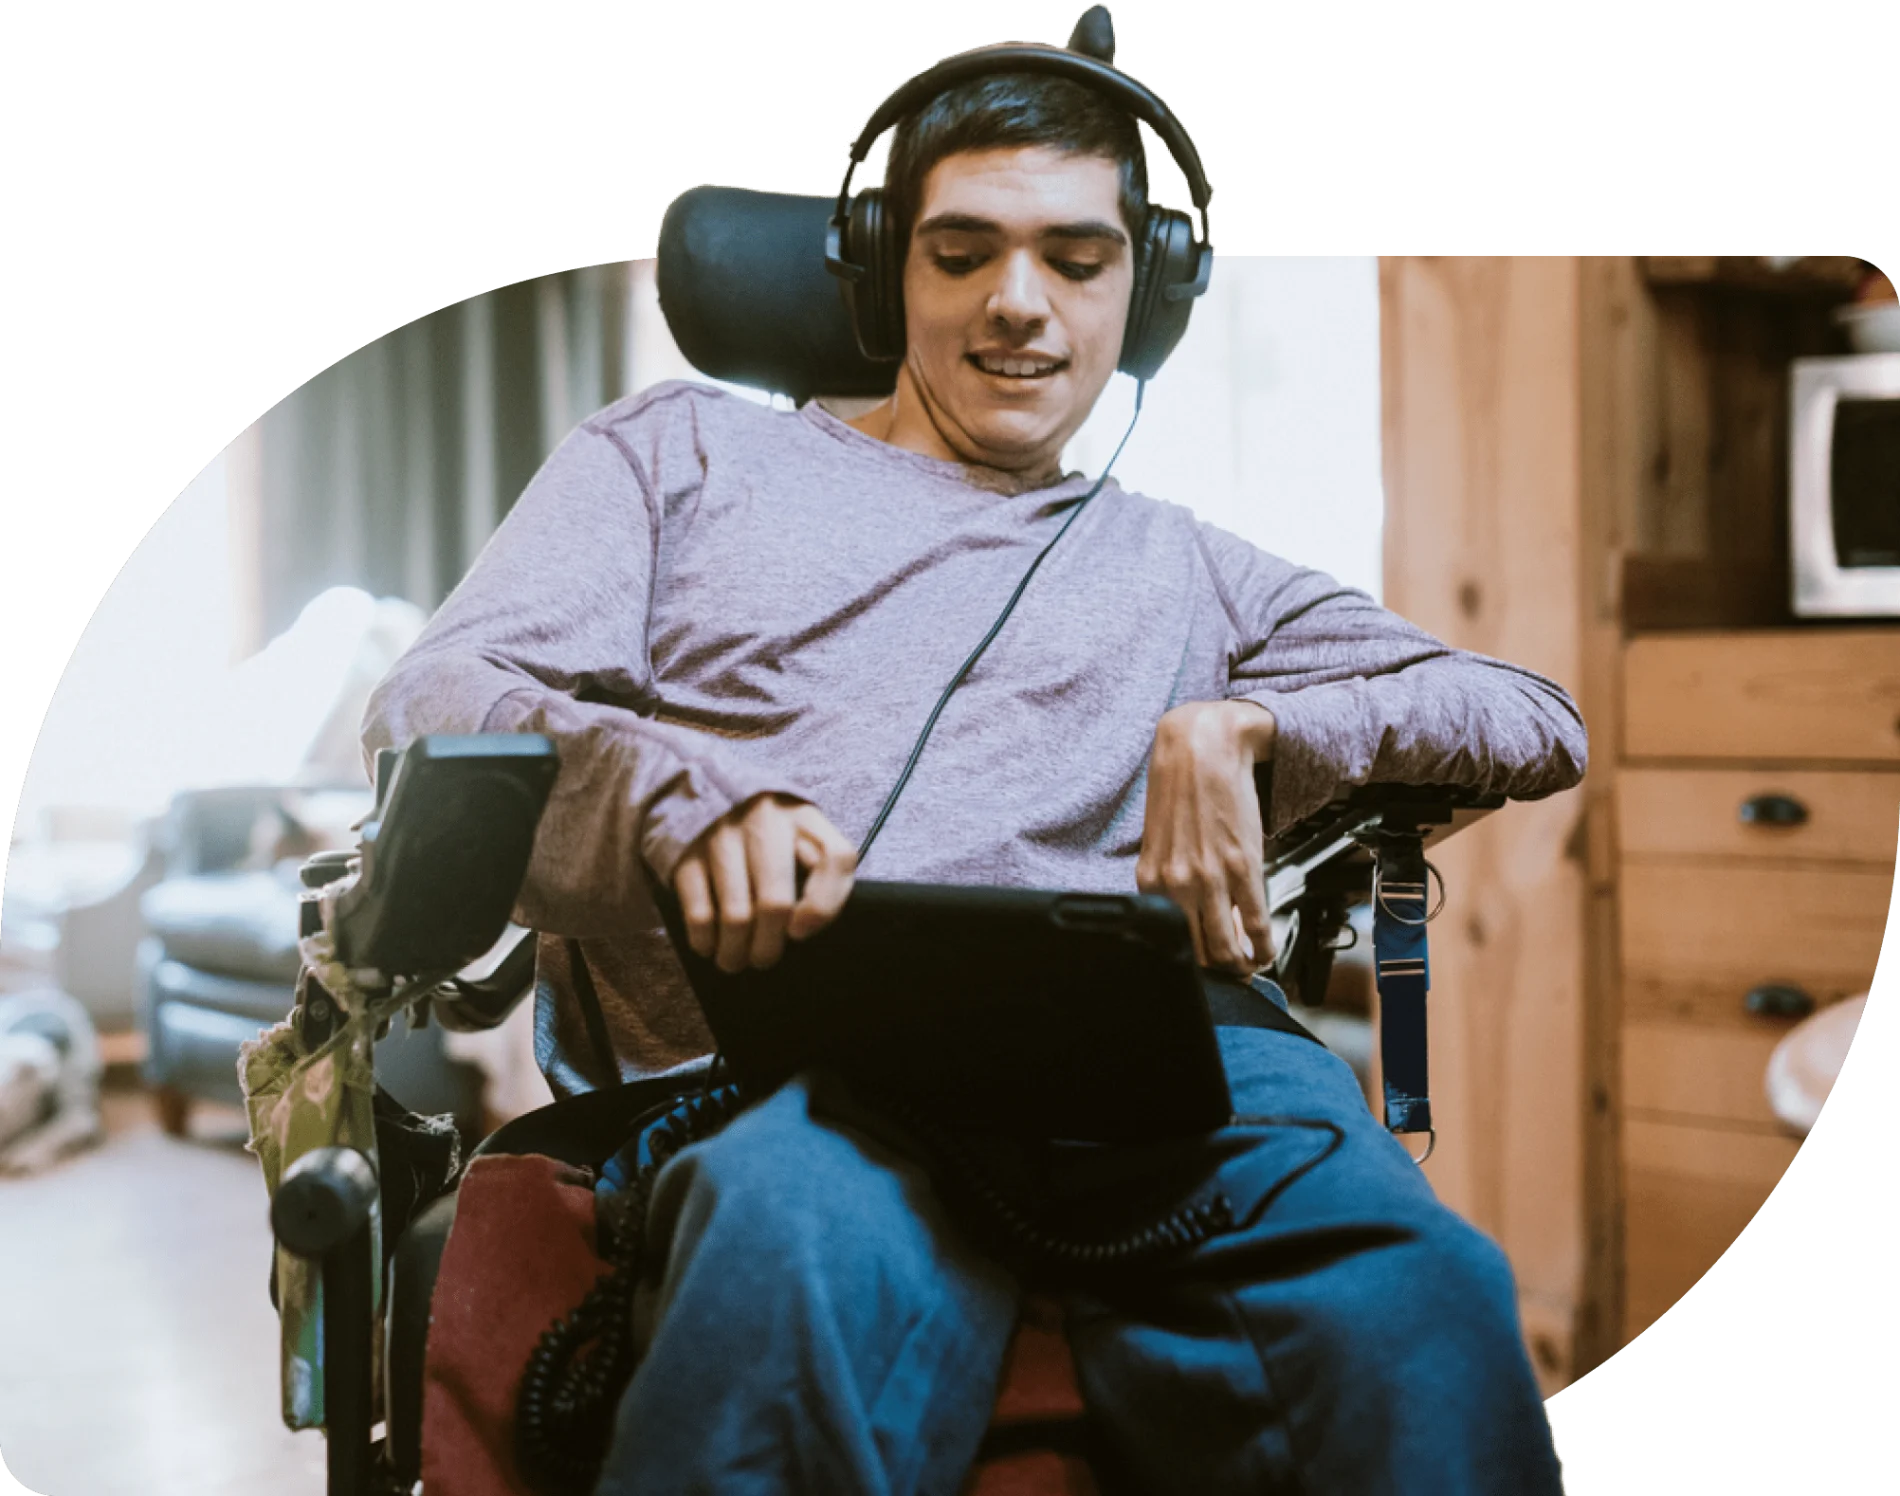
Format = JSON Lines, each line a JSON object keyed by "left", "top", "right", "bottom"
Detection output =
{"left": 254, "top": 182, "right": 1505, "bottom": 1496}
{"left": 265, "top": 737, "right": 1496, "bottom": 1496}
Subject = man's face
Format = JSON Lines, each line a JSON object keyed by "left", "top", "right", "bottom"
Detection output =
{"left": 897, "top": 146, "right": 1133, "bottom": 477}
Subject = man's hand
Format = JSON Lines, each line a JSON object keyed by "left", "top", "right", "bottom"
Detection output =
{"left": 672, "top": 794, "right": 858, "bottom": 973}
{"left": 1137, "top": 700, "right": 1278, "bottom": 976}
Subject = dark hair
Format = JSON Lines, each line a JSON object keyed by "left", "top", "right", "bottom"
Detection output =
{"left": 884, "top": 72, "right": 1148, "bottom": 261}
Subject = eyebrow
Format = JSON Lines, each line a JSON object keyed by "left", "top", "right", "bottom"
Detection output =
{"left": 914, "top": 212, "right": 1128, "bottom": 246}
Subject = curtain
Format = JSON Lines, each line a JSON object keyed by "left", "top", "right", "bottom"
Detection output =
{"left": 247, "top": 263, "right": 632, "bottom": 641}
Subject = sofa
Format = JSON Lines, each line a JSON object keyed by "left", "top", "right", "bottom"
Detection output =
{"left": 138, "top": 783, "right": 483, "bottom": 1136}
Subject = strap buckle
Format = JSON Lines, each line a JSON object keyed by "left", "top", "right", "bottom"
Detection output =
{"left": 1372, "top": 860, "right": 1445, "bottom": 926}
{"left": 1399, "top": 1128, "right": 1436, "bottom": 1165}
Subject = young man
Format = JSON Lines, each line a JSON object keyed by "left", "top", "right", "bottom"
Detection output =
{"left": 365, "top": 61, "right": 1582, "bottom": 1496}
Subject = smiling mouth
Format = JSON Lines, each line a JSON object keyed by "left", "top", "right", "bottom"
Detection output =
{"left": 968, "top": 352, "right": 1068, "bottom": 380}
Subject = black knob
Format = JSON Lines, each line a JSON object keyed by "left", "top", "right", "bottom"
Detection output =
{"left": 1744, "top": 983, "right": 1816, "bottom": 1020}
{"left": 1068, "top": 6, "right": 1115, "bottom": 62}
{"left": 271, "top": 1146, "right": 378, "bottom": 1257}
{"left": 1739, "top": 793, "right": 1808, "bottom": 828}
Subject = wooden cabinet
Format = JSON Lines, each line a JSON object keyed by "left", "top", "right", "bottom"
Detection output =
{"left": 1616, "top": 628, "right": 1898, "bottom": 1343}
{"left": 1621, "top": 1117, "right": 1801, "bottom": 1336}
{"left": 1623, "top": 631, "right": 1900, "bottom": 763}
{"left": 1380, "top": 256, "right": 1890, "bottom": 1385}
{"left": 1618, "top": 766, "right": 1900, "bottom": 864}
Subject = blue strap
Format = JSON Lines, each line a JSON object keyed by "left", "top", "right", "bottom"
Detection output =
{"left": 1371, "top": 834, "right": 1432, "bottom": 1138}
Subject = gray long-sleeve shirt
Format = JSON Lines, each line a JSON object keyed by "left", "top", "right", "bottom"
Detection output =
{"left": 362, "top": 380, "right": 1588, "bottom": 1094}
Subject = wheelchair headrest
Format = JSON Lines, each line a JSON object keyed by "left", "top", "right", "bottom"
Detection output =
{"left": 657, "top": 186, "right": 899, "bottom": 405}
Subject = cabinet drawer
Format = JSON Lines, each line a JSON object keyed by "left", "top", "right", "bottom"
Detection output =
{"left": 1624, "top": 630, "right": 1900, "bottom": 763}
{"left": 1617, "top": 767, "right": 1900, "bottom": 865}
{"left": 1621, "top": 1019, "right": 1784, "bottom": 1129}
{"left": 1621, "top": 1116, "right": 1799, "bottom": 1342}
{"left": 1620, "top": 859, "right": 1890, "bottom": 1024}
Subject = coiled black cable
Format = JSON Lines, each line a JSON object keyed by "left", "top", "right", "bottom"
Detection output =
{"left": 515, "top": 1083, "right": 746, "bottom": 1494}
{"left": 867, "top": 1085, "right": 1242, "bottom": 1275}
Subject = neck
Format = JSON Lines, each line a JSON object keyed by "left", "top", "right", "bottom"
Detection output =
{"left": 845, "top": 360, "right": 1066, "bottom": 489}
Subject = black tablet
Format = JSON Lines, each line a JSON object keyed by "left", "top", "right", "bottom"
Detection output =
{"left": 653, "top": 881, "right": 1232, "bottom": 1143}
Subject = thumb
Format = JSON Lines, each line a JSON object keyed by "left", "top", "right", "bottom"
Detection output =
{"left": 789, "top": 824, "right": 853, "bottom": 938}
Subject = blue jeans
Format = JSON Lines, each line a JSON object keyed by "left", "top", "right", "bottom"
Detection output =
{"left": 596, "top": 1024, "right": 1564, "bottom": 1495}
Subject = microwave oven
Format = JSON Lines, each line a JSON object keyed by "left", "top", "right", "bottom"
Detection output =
{"left": 1792, "top": 353, "right": 1900, "bottom": 617}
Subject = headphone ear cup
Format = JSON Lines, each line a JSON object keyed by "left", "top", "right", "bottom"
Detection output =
{"left": 1119, "top": 207, "right": 1162, "bottom": 376}
{"left": 841, "top": 187, "right": 906, "bottom": 363}
{"left": 873, "top": 189, "right": 906, "bottom": 363}
{"left": 1118, "top": 206, "right": 1205, "bottom": 380}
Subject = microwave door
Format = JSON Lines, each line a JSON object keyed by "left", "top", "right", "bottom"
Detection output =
{"left": 1832, "top": 397, "right": 1900, "bottom": 567}
{"left": 1792, "top": 354, "right": 1900, "bottom": 618}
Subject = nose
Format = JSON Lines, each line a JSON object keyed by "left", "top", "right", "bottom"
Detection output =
{"left": 986, "top": 247, "right": 1051, "bottom": 334}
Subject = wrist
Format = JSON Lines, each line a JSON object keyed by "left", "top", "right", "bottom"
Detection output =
{"left": 1225, "top": 699, "right": 1278, "bottom": 761}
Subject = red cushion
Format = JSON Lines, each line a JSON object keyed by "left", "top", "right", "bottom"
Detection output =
{"left": 419, "top": 1154, "right": 1093, "bottom": 1496}
{"left": 964, "top": 1295, "right": 1097, "bottom": 1496}
{"left": 420, "top": 1153, "right": 608, "bottom": 1496}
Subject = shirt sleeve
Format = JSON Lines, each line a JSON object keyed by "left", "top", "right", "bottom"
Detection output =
{"left": 360, "top": 415, "right": 806, "bottom": 937}
{"left": 1194, "top": 522, "right": 1589, "bottom": 836}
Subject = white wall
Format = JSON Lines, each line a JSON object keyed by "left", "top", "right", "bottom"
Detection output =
{"left": 11, "top": 454, "right": 239, "bottom": 837}
{"left": 1065, "top": 256, "right": 1385, "bottom": 600}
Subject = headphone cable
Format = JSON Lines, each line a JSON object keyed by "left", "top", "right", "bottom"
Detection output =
{"left": 856, "top": 379, "right": 1147, "bottom": 865}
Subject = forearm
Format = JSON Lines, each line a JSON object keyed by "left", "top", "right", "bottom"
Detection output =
{"left": 362, "top": 650, "right": 802, "bottom": 938}
{"left": 355, "top": 411, "right": 810, "bottom": 936}
{"left": 1236, "top": 652, "right": 1588, "bottom": 835}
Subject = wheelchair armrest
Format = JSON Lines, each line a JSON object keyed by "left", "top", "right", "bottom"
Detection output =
{"left": 1264, "top": 781, "right": 1505, "bottom": 902}
{"left": 432, "top": 930, "right": 539, "bottom": 1033}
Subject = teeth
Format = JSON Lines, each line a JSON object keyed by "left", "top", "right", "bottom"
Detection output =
{"left": 977, "top": 355, "right": 1060, "bottom": 377}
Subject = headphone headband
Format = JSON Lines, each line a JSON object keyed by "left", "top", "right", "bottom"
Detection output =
{"left": 848, "top": 43, "right": 1212, "bottom": 217}
{"left": 826, "top": 21, "right": 1214, "bottom": 379}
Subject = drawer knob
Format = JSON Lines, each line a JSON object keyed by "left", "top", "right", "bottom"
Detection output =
{"left": 1745, "top": 983, "right": 1817, "bottom": 1020}
{"left": 1738, "top": 793, "right": 1809, "bottom": 828}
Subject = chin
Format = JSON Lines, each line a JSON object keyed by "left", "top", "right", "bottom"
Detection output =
{"left": 946, "top": 387, "right": 1063, "bottom": 454}
{"left": 960, "top": 411, "right": 1063, "bottom": 467}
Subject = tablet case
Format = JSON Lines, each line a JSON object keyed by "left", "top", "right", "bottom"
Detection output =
{"left": 654, "top": 881, "right": 1232, "bottom": 1143}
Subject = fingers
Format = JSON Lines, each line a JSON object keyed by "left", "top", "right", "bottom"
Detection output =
{"left": 706, "top": 822, "right": 754, "bottom": 973}
{"left": 674, "top": 853, "right": 716, "bottom": 960}
{"left": 1140, "top": 844, "right": 1267, "bottom": 976}
{"left": 1233, "top": 860, "right": 1273, "bottom": 971}
{"left": 743, "top": 807, "right": 796, "bottom": 969}
{"left": 789, "top": 808, "right": 857, "bottom": 941}
{"left": 671, "top": 796, "right": 857, "bottom": 972}
{"left": 1197, "top": 877, "right": 1251, "bottom": 976}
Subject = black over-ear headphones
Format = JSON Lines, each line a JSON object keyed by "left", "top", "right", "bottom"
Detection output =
{"left": 824, "top": 8, "right": 1214, "bottom": 382}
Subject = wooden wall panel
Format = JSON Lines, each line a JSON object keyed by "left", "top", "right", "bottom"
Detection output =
{"left": 1379, "top": 257, "right": 1596, "bottom": 1388}
{"left": 1573, "top": 256, "right": 1647, "bottom": 1371}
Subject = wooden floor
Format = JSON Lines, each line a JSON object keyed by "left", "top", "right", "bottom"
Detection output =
{"left": 0, "top": 1076, "right": 327, "bottom": 1496}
